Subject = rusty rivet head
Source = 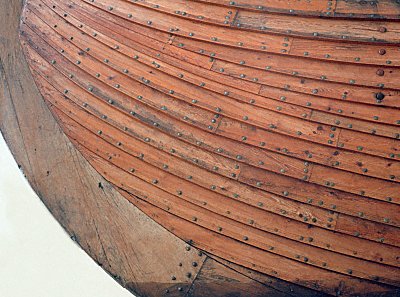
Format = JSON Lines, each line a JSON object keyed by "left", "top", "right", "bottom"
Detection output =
{"left": 376, "top": 69, "right": 385, "bottom": 76}
{"left": 378, "top": 27, "right": 387, "bottom": 33}
{"left": 375, "top": 92, "right": 385, "bottom": 100}
{"left": 378, "top": 49, "right": 386, "bottom": 55}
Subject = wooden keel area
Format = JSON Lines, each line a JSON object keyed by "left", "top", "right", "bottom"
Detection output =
{"left": 13, "top": 0, "right": 400, "bottom": 295}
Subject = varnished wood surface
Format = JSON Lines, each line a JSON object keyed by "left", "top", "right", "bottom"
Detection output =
{"left": 0, "top": 1, "right": 313, "bottom": 297}
{"left": 9, "top": 0, "right": 400, "bottom": 295}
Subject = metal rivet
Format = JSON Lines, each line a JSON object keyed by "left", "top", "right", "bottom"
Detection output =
{"left": 376, "top": 69, "right": 384, "bottom": 76}
{"left": 375, "top": 92, "right": 385, "bottom": 100}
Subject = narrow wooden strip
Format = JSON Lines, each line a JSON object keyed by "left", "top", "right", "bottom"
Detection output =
{"left": 171, "top": 0, "right": 333, "bottom": 16}
{"left": 212, "top": 58, "right": 400, "bottom": 113}
{"left": 335, "top": 0, "right": 400, "bottom": 18}
{"left": 233, "top": 9, "right": 400, "bottom": 43}
{"left": 126, "top": 0, "right": 234, "bottom": 26}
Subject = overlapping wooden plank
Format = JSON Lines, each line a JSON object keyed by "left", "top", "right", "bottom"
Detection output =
{"left": 191, "top": 0, "right": 332, "bottom": 15}
{"left": 335, "top": 0, "right": 400, "bottom": 18}
{"left": 216, "top": 118, "right": 400, "bottom": 203}
{"left": 86, "top": 0, "right": 290, "bottom": 52}
{"left": 212, "top": 59, "right": 400, "bottom": 111}
{"left": 170, "top": 35, "right": 400, "bottom": 89}
{"left": 128, "top": 0, "right": 234, "bottom": 26}
{"left": 119, "top": 185, "right": 400, "bottom": 290}
{"left": 55, "top": 0, "right": 399, "bottom": 135}
{"left": 234, "top": 9, "right": 400, "bottom": 43}
{"left": 289, "top": 36, "right": 400, "bottom": 66}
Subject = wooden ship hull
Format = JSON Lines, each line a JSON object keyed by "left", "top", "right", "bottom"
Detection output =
{"left": 3, "top": 0, "right": 400, "bottom": 295}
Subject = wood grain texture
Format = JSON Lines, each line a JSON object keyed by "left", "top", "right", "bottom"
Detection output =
{"left": 5, "top": 0, "right": 400, "bottom": 295}
{"left": 0, "top": 1, "right": 296, "bottom": 297}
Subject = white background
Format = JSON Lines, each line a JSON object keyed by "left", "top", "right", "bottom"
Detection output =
{"left": 0, "top": 133, "right": 134, "bottom": 297}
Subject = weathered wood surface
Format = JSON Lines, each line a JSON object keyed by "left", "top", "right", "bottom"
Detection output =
{"left": 3, "top": 0, "right": 400, "bottom": 295}
{"left": 0, "top": 1, "right": 302, "bottom": 297}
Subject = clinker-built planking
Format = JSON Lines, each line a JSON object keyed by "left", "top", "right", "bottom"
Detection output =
{"left": 18, "top": 0, "right": 400, "bottom": 296}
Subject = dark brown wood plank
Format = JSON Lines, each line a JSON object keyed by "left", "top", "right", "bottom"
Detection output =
{"left": 187, "top": 257, "right": 290, "bottom": 297}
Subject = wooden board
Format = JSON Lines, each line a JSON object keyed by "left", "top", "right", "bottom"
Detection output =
{"left": 3, "top": 0, "right": 400, "bottom": 296}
